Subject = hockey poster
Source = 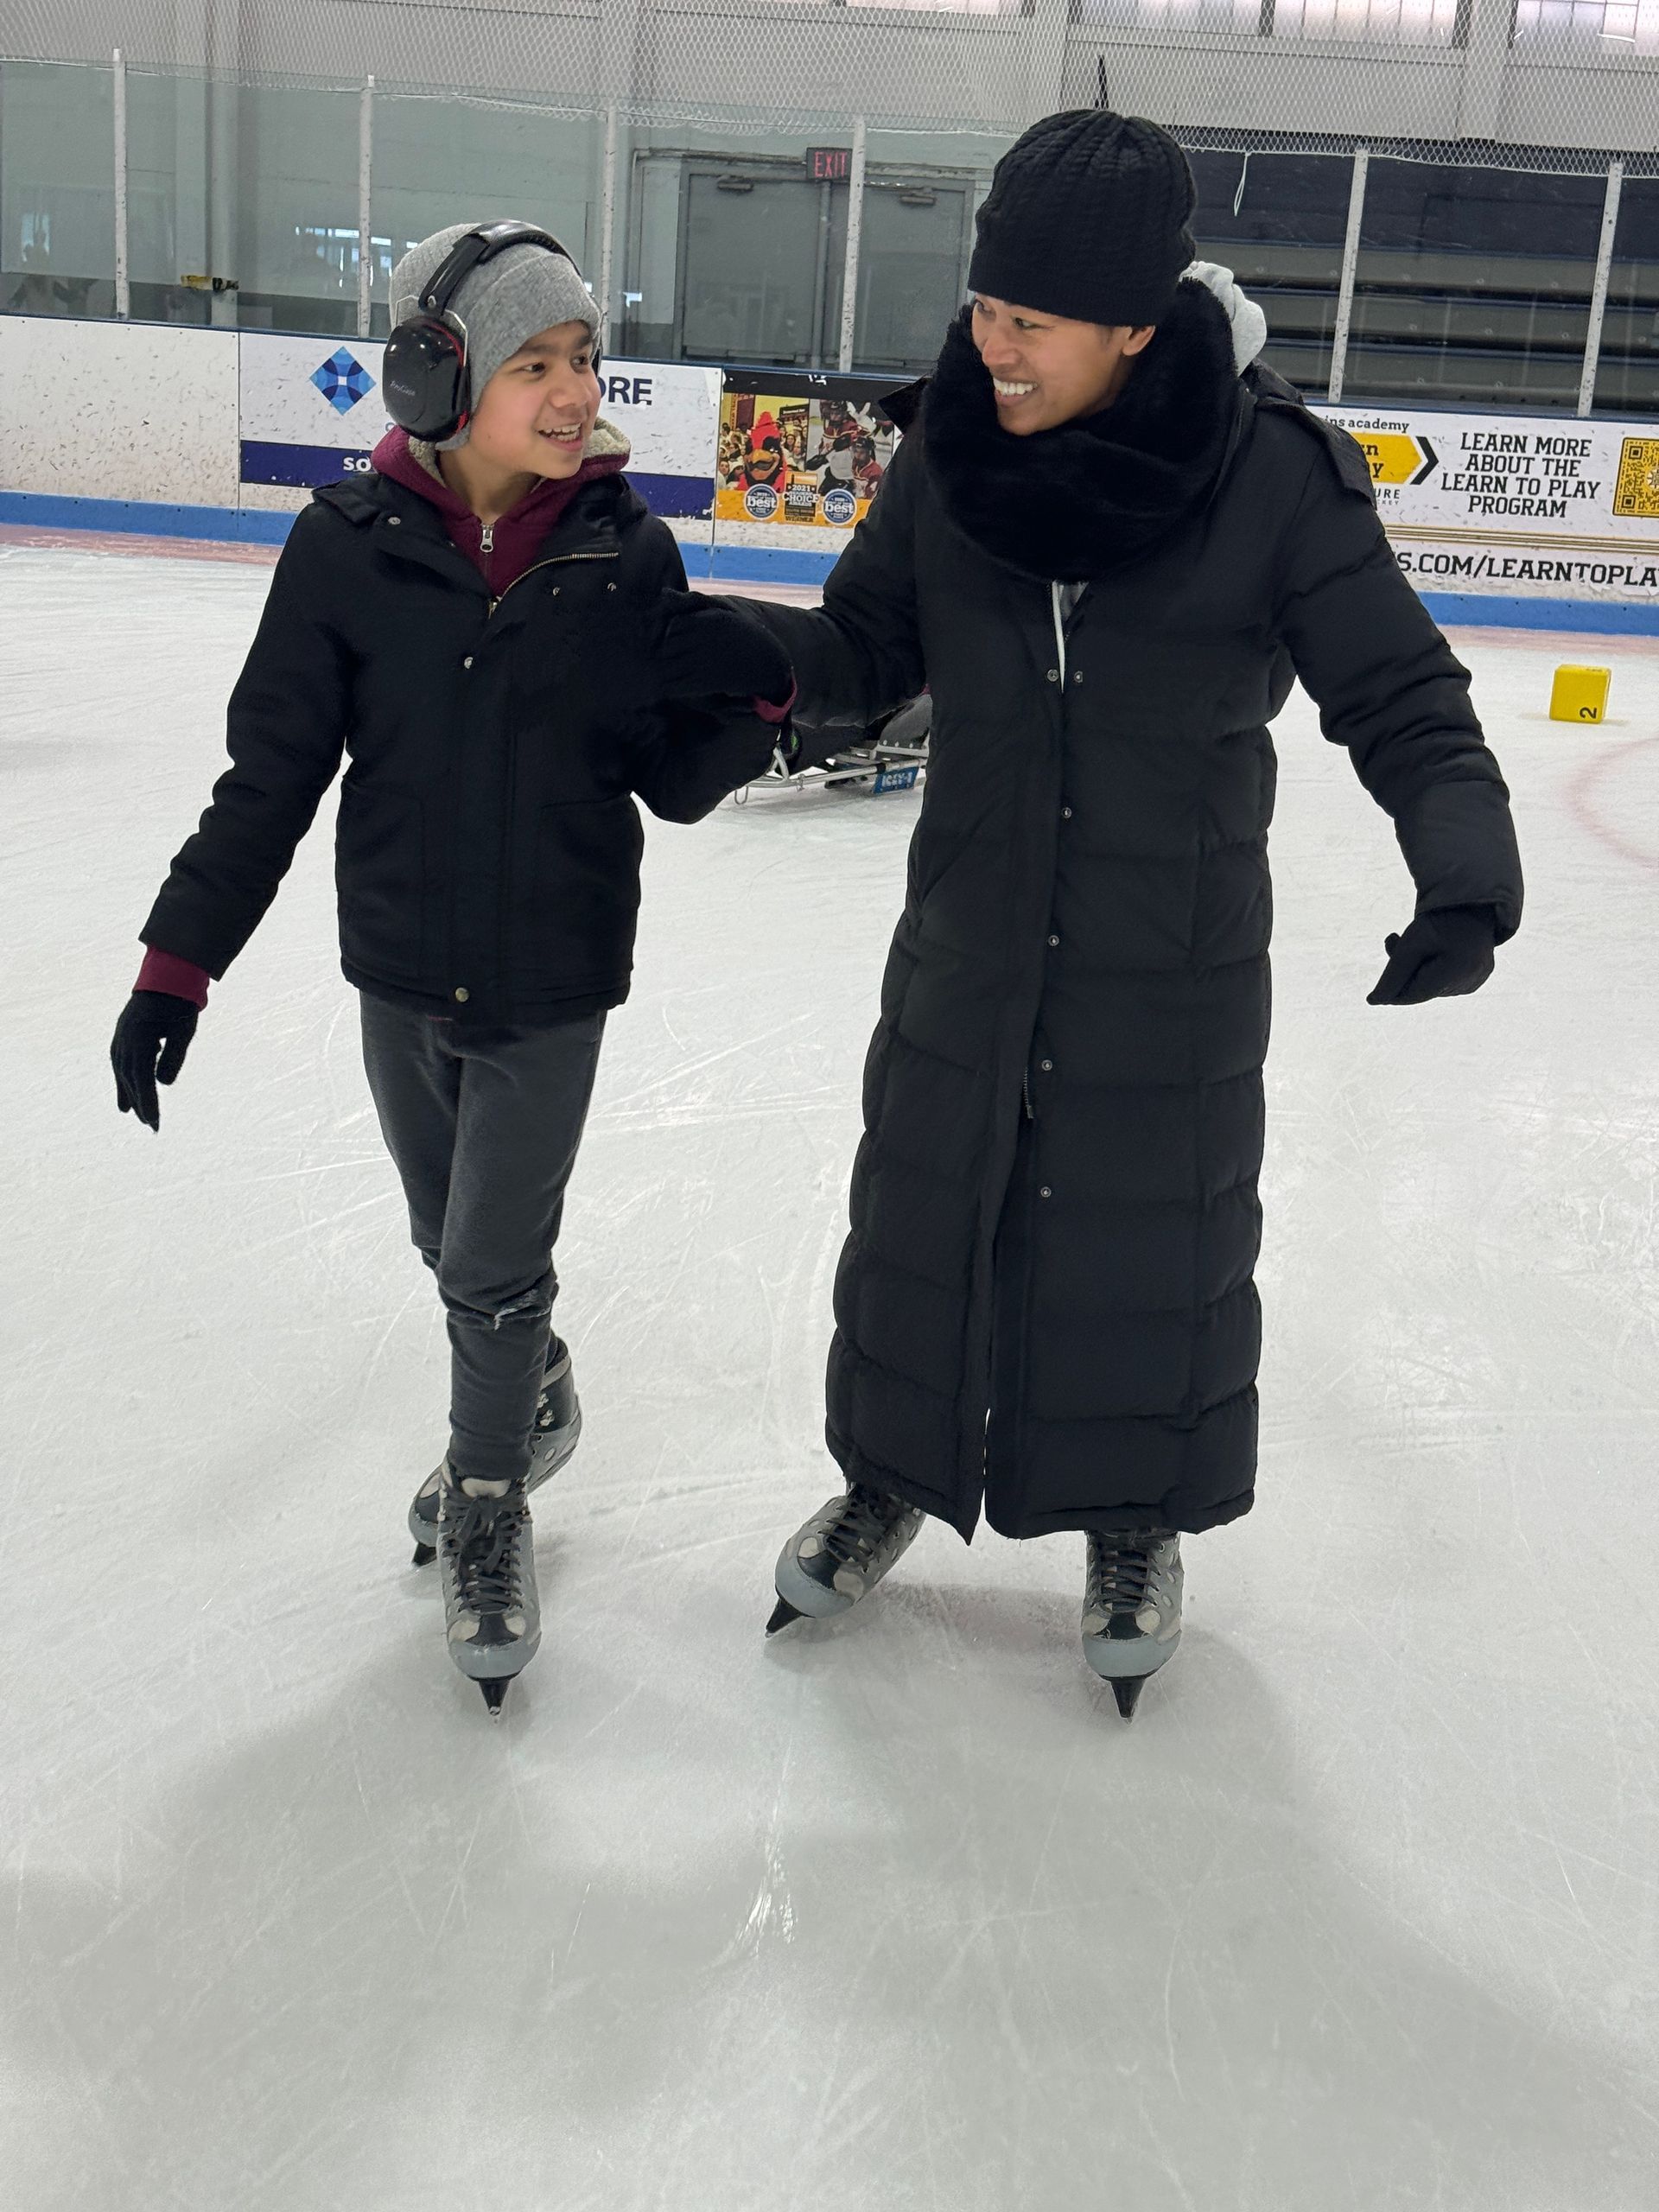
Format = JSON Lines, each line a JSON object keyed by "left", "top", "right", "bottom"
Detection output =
{"left": 717, "top": 372, "right": 898, "bottom": 530}
{"left": 1316, "top": 404, "right": 1659, "bottom": 606}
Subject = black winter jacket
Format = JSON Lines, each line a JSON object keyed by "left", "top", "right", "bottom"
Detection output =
{"left": 751, "top": 288, "right": 1523, "bottom": 1542}
{"left": 142, "top": 468, "right": 777, "bottom": 1025}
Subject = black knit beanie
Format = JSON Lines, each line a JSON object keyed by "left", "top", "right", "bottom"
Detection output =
{"left": 969, "top": 111, "right": 1197, "bottom": 329}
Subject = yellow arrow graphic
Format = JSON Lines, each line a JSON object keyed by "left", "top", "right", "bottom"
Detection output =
{"left": 1342, "top": 429, "right": 1439, "bottom": 487}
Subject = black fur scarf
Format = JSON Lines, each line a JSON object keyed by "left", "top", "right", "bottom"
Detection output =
{"left": 921, "top": 279, "right": 1242, "bottom": 582}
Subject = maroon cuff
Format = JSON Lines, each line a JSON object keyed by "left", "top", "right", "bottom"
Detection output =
{"left": 751, "top": 680, "right": 798, "bottom": 727}
{"left": 136, "top": 946, "right": 211, "bottom": 1008}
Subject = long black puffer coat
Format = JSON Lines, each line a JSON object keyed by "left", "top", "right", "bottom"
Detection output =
{"left": 753, "top": 286, "right": 1523, "bottom": 1541}
{"left": 141, "top": 468, "right": 777, "bottom": 1027}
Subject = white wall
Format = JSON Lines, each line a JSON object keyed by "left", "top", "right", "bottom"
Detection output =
{"left": 0, "top": 315, "right": 240, "bottom": 505}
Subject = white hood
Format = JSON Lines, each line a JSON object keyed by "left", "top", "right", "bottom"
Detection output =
{"left": 1181, "top": 260, "right": 1269, "bottom": 375}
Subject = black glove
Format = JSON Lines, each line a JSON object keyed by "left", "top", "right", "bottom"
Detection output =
{"left": 1366, "top": 906, "right": 1497, "bottom": 1007}
{"left": 111, "top": 990, "right": 200, "bottom": 1130}
{"left": 657, "top": 590, "right": 794, "bottom": 708}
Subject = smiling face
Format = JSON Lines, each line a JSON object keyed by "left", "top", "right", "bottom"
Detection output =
{"left": 970, "top": 294, "right": 1155, "bottom": 436}
{"left": 467, "top": 320, "right": 601, "bottom": 480}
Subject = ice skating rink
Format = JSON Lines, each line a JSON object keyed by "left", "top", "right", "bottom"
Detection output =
{"left": 4, "top": 532, "right": 1657, "bottom": 2212}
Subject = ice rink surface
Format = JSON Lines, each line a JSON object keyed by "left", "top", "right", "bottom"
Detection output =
{"left": 3, "top": 534, "right": 1657, "bottom": 2211}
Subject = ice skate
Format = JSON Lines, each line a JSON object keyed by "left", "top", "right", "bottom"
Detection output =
{"left": 767, "top": 1481, "right": 925, "bottom": 1633}
{"left": 437, "top": 1463, "right": 541, "bottom": 1716}
{"left": 410, "top": 1335, "right": 580, "bottom": 1566}
{"left": 1081, "top": 1529, "right": 1183, "bottom": 1718}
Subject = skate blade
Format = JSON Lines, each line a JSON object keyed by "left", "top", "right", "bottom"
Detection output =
{"left": 1112, "top": 1675, "right": 1147, "bottom": 1721}
{"left": 766, "top": 1596, "right": 804, "bottom": 1636}
{"left": 411, "top": 1541, "right": 435, "bottom": 1568}
{"left": 480, "top": 1678, "right": 511, "bottom": 1719}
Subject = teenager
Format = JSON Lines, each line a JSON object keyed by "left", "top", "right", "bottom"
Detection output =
{"left": 111, "top": 222, "right": 794, "bottom": 1713}
{"left": 677, "top": 111, "right": 1524, "bottom": 1714}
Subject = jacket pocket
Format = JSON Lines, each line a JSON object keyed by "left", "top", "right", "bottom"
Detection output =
{"left": 335, "top": 783, "right": 429, "bottom": 982}
{"left": 514, "top": 796, "right": 645, "bottom": 990}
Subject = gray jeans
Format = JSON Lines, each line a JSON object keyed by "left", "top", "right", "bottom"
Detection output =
{"left": 359, "top": 994, "right": 606, "bottom": 1484}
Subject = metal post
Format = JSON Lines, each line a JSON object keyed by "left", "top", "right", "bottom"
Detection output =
{"left": 357, "top": 74, "right": 374, "bottom": 340}
{"left": 837, "top": 116, "right": 868, "bottom": 374}
{"left": 1577, "top": 156, "right": 1623, "bottom": 420}
{"left": 113, "top": 48, "right": 130, "bottom": 319}
{"left": 1327, "top": 144, "right": 1370, "bottom": 406}
{"left": 598, "top": 104, "right": 620, "bottom": 340}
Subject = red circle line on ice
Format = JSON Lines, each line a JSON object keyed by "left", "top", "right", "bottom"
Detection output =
{"left": 1565, "top": 735, "right": 1659, "bottom": 873}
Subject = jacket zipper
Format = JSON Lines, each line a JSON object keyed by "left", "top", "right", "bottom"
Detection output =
{"left": 470, "top": 543, "right": 620, "bottom": 997}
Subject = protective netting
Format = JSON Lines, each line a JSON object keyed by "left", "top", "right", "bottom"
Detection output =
{"left": 1, "top": 0, "right": 1656, "bottom": 169}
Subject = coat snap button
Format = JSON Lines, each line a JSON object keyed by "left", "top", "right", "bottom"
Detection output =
{"left": 1046, "top": 668, "right": 1059, "bottom": 683}
{"left": 1072, "top": 671, "right": 1084, "bottom": 685}
{"left": 1062, "top": 805, "right": 1073, "bottom": 819}
{"left": 1040, "top": 1058, "right": 1053, "bottom": 1072}
{"left": 1047, "top": 934, "right": 1059, "bottom": 948}
{"left": 462, "top": 656, "right": 474, "bottom": 670}
{"left": 385, "top": 515, "right": 402, "bottom": 527}
{"left": 607, "top": 582, "right": 617, "bottom": 592}
{"left": 453, "top": 988, "right": 470, "bottom": 1003}
{"left": 1039, "top": 1186, "right": 1053, "bottom": 1199}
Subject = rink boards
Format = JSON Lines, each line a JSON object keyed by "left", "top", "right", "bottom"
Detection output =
{"left": 1, "top": 313, "right": 1656, "bottom": 627}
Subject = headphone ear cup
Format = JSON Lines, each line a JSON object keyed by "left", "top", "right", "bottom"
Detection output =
{"left": 382, "top": 317, "right": 468, "bottom": 442}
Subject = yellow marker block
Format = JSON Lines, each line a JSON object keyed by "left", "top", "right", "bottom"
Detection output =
{"left": 1549, "top": 665, "right": 1611, "bottom": 724}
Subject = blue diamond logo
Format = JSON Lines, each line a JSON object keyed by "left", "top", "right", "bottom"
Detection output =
{"left": 311, "top": 347, "right": 375, "bottom": 414}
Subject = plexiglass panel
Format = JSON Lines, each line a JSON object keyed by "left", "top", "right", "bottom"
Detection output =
{"left": 235, "top": 86, "right": 362, "bottom": 334}
{"left": 1189, "top": 151, "right": 1354, "bottom": 394}
{"left": 1346, "top": 162, "right": 1606, "bottom": 408}
{"left": 1593, "top": 176, "right": 1659, "bottom": 415}
{"left": 126, "top": 68, "right": 211, "bottom": 326}
{"left": 371, "top": 97, "right": 599, "bottom": 340}
{"left": 1, "top": 60, "right": 115, "bottom": 319}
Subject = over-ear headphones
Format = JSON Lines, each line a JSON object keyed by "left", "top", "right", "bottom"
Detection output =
{"left": 382, "top": 219, "right": 601, "bottom": 444}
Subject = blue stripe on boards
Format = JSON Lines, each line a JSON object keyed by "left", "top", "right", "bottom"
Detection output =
{"left": 0, "top": 491, "right": 295, "bottom": 543}
{"left": 1417, "top": 591, "right": 1659, "bottom": 636}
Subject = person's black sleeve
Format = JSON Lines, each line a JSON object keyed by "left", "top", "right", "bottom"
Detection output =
{"left": 627, "top": 527, "right": 780, "bottom": 823}
{"left": 1272, "top": 425, "right": 1522, "bottom": 944}
{"left": 139, "top": 505, "right": 354, "bottom": 976}
{"left": 738, "top": 427, "right": 928, "bottom": 732}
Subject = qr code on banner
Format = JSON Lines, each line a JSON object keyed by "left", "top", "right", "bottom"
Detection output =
{"left": 1613, "top": 437, "right": 1659, "bottom": 518}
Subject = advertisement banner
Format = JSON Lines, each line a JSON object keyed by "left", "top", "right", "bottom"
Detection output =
{"left": 716, "top": 371, "right": 897, "bottom": 530}
{"left": 236, "top": 334, "right": 720, "bottom": 516}
{"left": 1315, "top": 404, "right": 1659, "bottom": 605}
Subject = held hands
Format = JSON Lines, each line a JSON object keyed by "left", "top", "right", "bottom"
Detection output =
{"left": 1367, "top": 906, "right": 1497, "bottom": 1007}
{"left": 111, "top": 991, "right": 200, "bottom": 1130}
{"left": 656, "top": 589, "right": 794, "bottom": 709}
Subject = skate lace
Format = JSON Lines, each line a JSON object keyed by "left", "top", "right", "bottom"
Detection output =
{"left": 823, "top": 1484, "right": 907, "bottom": 1570}
{"left": 1088, "top": 1532, "right": 1161, "bottom": 1616}
{"left": 446, "top": 1493, "right": 526, "bottom": 1615}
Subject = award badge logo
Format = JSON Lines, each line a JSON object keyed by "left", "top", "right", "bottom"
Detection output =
{"left": 820, "top": 486, "right": 858, "bottom": 527}
{"left": 743, "top": 482, "right": 781, "bottom": 522}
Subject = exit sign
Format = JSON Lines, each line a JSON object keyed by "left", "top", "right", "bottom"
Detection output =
{"left": 806, "top": 147, "right": 853, "bottom": 182}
